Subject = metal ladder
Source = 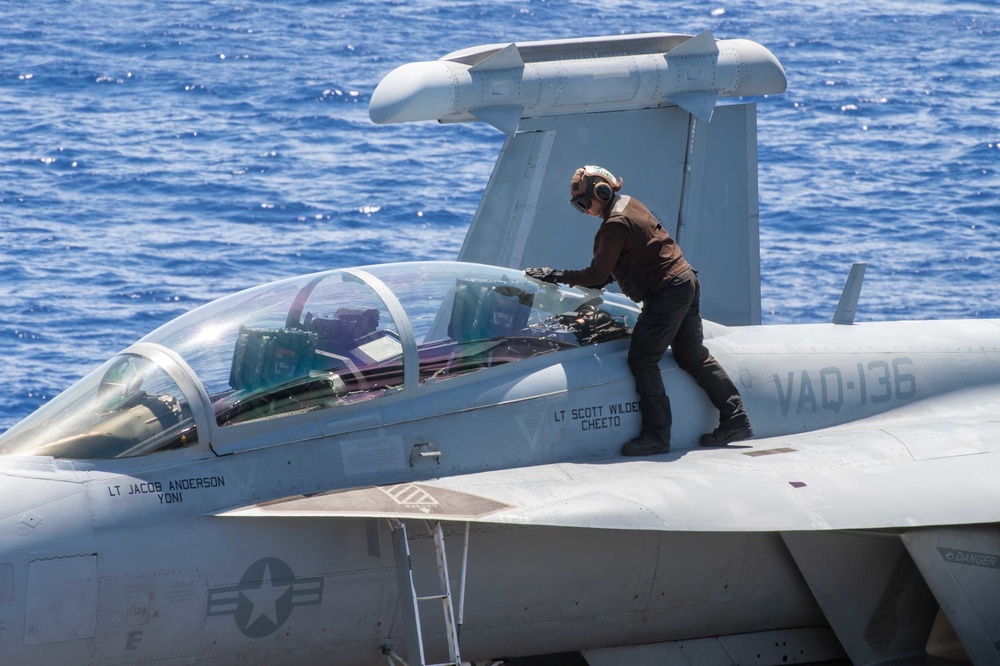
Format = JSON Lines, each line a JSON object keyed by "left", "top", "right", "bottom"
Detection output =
{"left": 384, "top": 519, "right": 470, "bottom": 666}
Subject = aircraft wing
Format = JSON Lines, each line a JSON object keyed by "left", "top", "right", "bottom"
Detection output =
{"left": 215, "top": 386, "right": 1000, "bottom": 532}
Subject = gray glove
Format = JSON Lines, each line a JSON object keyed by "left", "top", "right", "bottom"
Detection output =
{"left": 524, "top": 267, "right": 563, "bottom": 284}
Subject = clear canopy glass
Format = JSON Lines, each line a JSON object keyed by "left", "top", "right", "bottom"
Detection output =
{"left": 0, "top": 261, "right": 638, "bottom": 459}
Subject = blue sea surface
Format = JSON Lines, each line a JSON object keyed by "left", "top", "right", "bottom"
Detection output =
{"left": 2, "top": 0, "right": 998, "bottom": 432}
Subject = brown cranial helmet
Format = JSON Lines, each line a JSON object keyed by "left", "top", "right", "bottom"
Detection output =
{"left": 569, "top": 165, "right": 622, "bottom": 212}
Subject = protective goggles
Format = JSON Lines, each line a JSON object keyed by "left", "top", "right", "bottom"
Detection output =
{"left": 570, "top": 194, "right": 592, "bottom": 213}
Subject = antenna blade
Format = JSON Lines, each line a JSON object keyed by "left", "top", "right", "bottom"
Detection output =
{"left": 833, "top": 262, "right": 867, "bottom": 325}
{"left": 468, "top": 43, "right": 525, "bottom": 71}
{"left": 665, "top": 29, "right": 719, "bottom": 57}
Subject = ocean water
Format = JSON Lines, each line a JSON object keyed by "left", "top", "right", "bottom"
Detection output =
{"left": 1, "top": 0, "right": 998, "bottom": 433}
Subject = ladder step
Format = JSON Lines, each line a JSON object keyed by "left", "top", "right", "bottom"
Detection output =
{"left": 390, "top": 520, "right": 466, "bottom": 666}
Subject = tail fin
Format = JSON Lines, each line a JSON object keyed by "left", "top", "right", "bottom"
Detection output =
{"left": 370, "top": 31, "right": 786, "bottom": 325}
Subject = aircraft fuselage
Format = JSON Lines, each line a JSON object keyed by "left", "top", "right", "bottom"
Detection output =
{"left": 1, "top": 317, "right": 997, "bottom": 663}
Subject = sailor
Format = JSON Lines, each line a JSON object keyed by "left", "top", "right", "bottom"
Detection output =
{"left": 525, "top": 165, "right": 753, "bottom": 455}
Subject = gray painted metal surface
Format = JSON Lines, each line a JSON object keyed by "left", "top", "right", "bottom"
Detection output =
{"left": 903, "top": 528, "right": 1000, "bottom": 665}
{"left": 458, "top": 100, "right": 760, "bottom": 325}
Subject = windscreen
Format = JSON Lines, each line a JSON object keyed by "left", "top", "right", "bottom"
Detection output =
{"left": 0, "top": 353, "right": 196, "bottom": 459}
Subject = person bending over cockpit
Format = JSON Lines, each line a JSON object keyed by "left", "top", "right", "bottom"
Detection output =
{"left": 525, "top": 165, "right": 753, "bottom": 456}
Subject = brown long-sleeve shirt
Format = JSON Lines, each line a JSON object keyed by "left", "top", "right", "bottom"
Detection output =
{"left": 560, "top": 195, "right": 691, "bottom": 303}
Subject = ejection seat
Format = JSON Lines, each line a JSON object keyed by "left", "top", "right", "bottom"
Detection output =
{"left": 446, "top": 278, "right": 536, "bottom": 342}
{"left": 229, "top": 326, "right": 316, "bottom": 393}
{"left": 221, "top": 307, "right": 404, "bottom": 425}
{"left": 424, "top": 279, "right": 540, "bottom": 378}
{"left": 303, "top": 308, "right": 381, "bottom": 389}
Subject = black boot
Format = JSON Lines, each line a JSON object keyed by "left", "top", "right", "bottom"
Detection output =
{"left": 622, "top": 396, "right": 671, "bottom": 456}
{"left": 699, "top": 413, "right": 754, "bottom": 447}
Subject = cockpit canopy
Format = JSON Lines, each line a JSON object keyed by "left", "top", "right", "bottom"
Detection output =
{"left": 0, "top": 261, "right": 638, "bottom": 460}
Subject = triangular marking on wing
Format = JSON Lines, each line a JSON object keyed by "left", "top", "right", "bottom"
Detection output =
{"left": 219, "top": 483, "right": 512, "bottom": 521}
{"left": 516, "top": 412, "right": 546, "bottom": 451}
{"left": 381, "top": 483, "right": 438, "bottom": 507}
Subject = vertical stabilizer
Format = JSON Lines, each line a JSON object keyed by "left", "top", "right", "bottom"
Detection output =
{"left": 370, "top": 31, "right": 787, "bottom": 325}
{"left": 458, "top": 103, "right": 763, "bottom": 325}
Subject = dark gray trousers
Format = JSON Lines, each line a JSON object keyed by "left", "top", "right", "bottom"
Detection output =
{"left": 627, "top": 270, "right": 747, "bottom": 437}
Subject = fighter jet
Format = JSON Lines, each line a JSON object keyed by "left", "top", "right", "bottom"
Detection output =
{"left": 1, "top": 30, "right": 998, "bottom": 666}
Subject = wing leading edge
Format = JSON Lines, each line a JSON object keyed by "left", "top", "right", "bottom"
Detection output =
{"left": 215, "top": 389, "right": 1000, "bottom": 532}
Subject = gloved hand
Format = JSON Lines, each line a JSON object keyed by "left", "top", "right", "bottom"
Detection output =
{"left": 524, "top": 267, "right": 562, "bottom": 284}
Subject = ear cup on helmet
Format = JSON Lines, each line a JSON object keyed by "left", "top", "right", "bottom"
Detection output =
{"left": 592, "top": 180, "right": 613, "bottom": 202}
{"left": 570, "top": 165, "right": 621, "bottom": 212}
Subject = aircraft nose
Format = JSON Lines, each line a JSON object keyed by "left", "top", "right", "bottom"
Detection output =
{"left": 0, "top": 467, "right": 88, "bottom": 525}
{"left": 0, "top": 467, "right": 95, "bottom": 564}
{"left": 0, "top": 468, "right": 98, "bottom": 661}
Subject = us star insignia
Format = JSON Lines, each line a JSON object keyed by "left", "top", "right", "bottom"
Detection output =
{"left": 207, "top": 557, "right": 324, "bottom": 638}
